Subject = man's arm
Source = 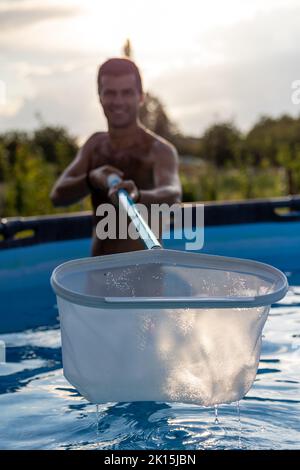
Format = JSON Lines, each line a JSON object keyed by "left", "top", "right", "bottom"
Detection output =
{"left": 50, "top": 134, "right": 96, "bottom": 207}
{"left": 139, "top": 141, "right": 182, "bottom": 205}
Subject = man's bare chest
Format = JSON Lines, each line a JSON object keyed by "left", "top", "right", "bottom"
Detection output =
{"left": 91, "top": 142, "right": 155, "bottom": 188}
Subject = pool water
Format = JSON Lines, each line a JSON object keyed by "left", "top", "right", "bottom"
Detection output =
{"left": 0, "top": 222, "right": 299, "bottom": 450}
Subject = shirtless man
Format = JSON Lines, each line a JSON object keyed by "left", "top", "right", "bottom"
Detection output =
{"left": 50, "top": 58, "right": 182, "bottom": 256}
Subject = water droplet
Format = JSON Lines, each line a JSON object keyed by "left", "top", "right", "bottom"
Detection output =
{"left": 95, "top": 404, "right": 100, "bottom": 436}
{"left": 236, "top": 401, "right": 242, "bottom": 448}
{"left": 214, "top": 405, "right": 219, "bottom": 424}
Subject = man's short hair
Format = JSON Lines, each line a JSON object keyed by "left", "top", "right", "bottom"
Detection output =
{"left": 97, "top": 58, "right": 143, "bottom": 94}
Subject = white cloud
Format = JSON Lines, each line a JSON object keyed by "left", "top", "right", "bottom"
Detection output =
{"left": 1, "top": 1, "right": 300, "bottom": 138}
{"left": 0, "top": 61, "right": 106, "bottom": 137}
{"left": 0, "top": 1, "right": 81, "bottom": 31}
{"left": 147, "top": 4, "right": 300, "bottom": 134}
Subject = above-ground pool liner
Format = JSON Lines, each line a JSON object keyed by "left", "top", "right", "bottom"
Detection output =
{"left": 51, "top": 175, "right": 288, "bottom": 406}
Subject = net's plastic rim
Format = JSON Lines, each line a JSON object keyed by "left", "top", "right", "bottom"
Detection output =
{"left": 50, "top": 249, "right": 289, "bottom": 309}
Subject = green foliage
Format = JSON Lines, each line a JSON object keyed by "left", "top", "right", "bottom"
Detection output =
{"left": 0, "top": 143, "right": 9, "bottom": 182}
{"left": 1, "top": 110, "right": 300, "bottom": 217}
{"left": 180, "top": 164, "right": 285, "bottom": 203}
{"left": 33, "top": 126, "right": 78, "bottom": 171}
{"left": 0, "top": 127, "right": 89, "bottom": 217}
{"left": 277, "top": 143, "right": 300, "bottom": 194}
{"left": 0, "top": 131, "right": 31, "bottom": 167}
{"left": 244, "top": 114, "right": 300, "bottom": 194}
{"left": 3, "top": 143, "right": 56, "bottom": 216}
{"left": 200, "top": 122, "right": 241, "bottom": 167}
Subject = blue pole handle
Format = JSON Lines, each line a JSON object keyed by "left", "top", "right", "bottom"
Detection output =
{"left": 107, "top": 174, "right": 122, "bottom": 188}
{"left": 107, "top": 174, "right": 162, "bottom": 251}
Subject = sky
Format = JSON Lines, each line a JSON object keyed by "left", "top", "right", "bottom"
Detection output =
{"left": 1, "top": 0, "right": 300, "bottom": 141}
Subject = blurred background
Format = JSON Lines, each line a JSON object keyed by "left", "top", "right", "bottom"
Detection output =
{"left": 1, "top": 0, "right": 300, "bottom": 217}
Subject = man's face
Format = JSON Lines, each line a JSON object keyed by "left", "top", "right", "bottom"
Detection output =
{"left": 99, "top": 74, "right": 143, "bottom": 128}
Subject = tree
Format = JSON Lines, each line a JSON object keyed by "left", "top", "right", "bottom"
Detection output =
{"left": 246, "top": 116, "right": 280, "bottom": 166}
{"left": 139, "top": 92, "right": 179, "bottom": 140}
{"left": 0, "top": 143, "right": 9, "bottom": 182}
{"left": 0, "top": 131, "right": 31, "bottom": 167}
{"left": 3, "top": 143, "right": 56, "bottom": 216}
{"left": 277, "top": 143, "right": 300, "bottom": 195}
{"left": 246, "top": 114, "right": 300, "bottom": 193}
{"left": 200, "top": 122, "right": 241, "bottom": 167}
{"left": 32, "top": 126, "right": 78, "bottom": 171}
{"left": 123, "top": 38, "right": 132, "bottom": 58}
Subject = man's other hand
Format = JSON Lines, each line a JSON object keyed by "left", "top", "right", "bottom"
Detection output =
{"left": 108, "top": 180, "right": 139, "bottom": 205}
{"left": 89, "top": 165, "right": 124, "bottom": 192}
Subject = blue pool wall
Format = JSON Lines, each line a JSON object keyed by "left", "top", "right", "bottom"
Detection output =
{"left": 1, "top": 219, "right": 300, "bottom": 334}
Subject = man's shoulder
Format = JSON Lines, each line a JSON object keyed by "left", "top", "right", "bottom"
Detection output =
{"left": 144, "top": 128, "right": 178, "bottom": 158}
{"left": 84, "top": 131, "right": 107, "bottom": 149}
